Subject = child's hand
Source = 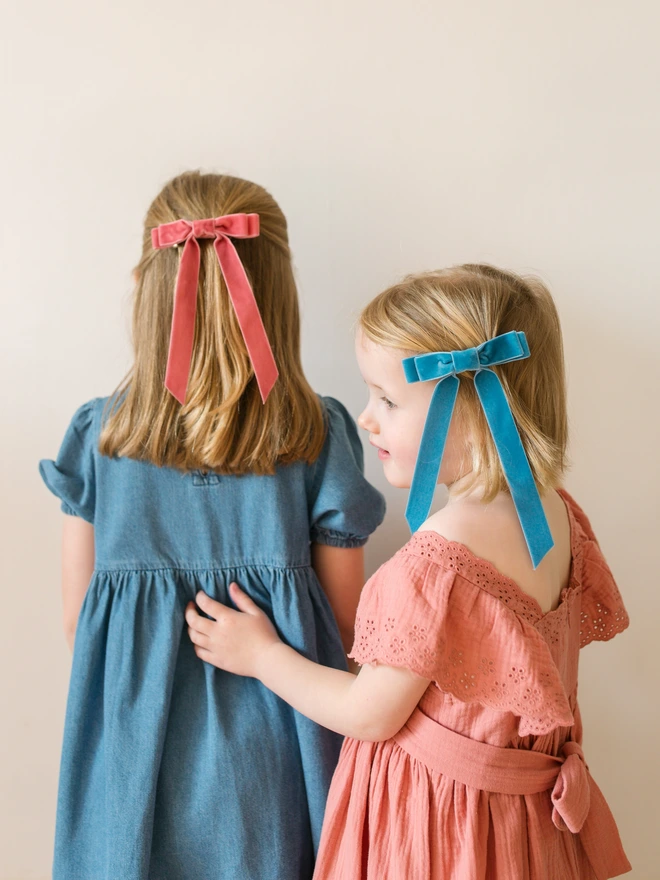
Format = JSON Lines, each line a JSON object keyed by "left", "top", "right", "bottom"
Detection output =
{"left": 185, "top": 583, "right": 281, "bottom": 679}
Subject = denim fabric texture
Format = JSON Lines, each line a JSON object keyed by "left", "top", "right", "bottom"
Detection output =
{"left": 39, "top": 395, "right": 386, "bottom": 880}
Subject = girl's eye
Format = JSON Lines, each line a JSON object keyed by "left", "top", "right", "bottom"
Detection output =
{"left": 380, "top": 396, "right": 396, "bottom": 410}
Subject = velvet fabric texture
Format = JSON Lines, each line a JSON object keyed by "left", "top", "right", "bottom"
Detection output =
{"left": 151, "top": 213, "right": 278, "bottom": 404}
{"left": 402, "top": 331, "right": 554, "bottom": 568}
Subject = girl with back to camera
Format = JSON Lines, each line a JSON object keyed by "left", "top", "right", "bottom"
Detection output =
{"left": 39, "top": 171, "right": 385, "bottom": 880}
{"left": 187, "top": 265, "right": 632, "bottom": 879}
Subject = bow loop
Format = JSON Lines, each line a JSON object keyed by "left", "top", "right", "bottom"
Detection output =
{"left": 551, "top": 742, "right": 591, "bottom": 833}
{"left": 478, "top": 329, "right": 529, "bottom": 366}
{"left": 212, "top": 212, "right": 260, "bottom": 238}
{"left": 402, "top": 352, "right": 453, "bottom": 383}
{"left": 151, "top": 220, "right": 194, "bottom": 248}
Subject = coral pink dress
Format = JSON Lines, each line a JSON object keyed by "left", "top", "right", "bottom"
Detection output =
{"left": 314, "top": 491, "right": 631, "bottom": 879}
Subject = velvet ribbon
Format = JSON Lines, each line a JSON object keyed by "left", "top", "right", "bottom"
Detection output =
{"left": 402, "top": 330, "right": 554, "bottom": 569}
{"left": 151, "top": 213, "right": 278, "bottom": 404}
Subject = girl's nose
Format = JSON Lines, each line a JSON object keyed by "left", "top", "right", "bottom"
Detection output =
{"left": 358, "top": 407, "right": 378, "bottom": 434}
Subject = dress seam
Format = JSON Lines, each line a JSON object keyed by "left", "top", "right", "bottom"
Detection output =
{"left": 93, "top": 562, "right": 313, "bottom": 573}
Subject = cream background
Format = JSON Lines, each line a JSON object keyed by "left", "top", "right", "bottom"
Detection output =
{"left": 2, "top": 1, "right": 658, "bottom": 877}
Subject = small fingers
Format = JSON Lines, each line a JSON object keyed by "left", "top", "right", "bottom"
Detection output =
{"left": 228, "top": 582, "right": 261, "bottom": 616}
{"left": 194, "top": 645, "right": 215, "bottom": 663}
{"left": 195, "top": 590, "right": 223, "bottom": 619}
{"left": 185, "top": 604, "right": 214, "bottom": 634}
{"left": 187, "top": 626, "right": 209, "bottom": 648}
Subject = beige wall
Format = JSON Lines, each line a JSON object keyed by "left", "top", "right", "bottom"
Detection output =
{"left": 2, "top": 1, "right": 658, "bottom": 876}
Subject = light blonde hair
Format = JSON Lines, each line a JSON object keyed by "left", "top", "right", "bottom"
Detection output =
{"left": 359, "top": 265, "right": 568, "bottom": 501}
{"left": 100, "top": 171, "right": 325, "bottom": 474}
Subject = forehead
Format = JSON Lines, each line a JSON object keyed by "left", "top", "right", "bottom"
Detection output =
{"left": 355, "top": 330, "right": 407, "bottom": 386}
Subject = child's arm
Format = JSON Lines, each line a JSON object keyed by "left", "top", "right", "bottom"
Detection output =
{"left": 311, "top": 543, "right": 364, "bottom": 660}
{"left": 61, "top": 515, "right": 95, "bottom": 651}
{"left": 186, "top": 584, "right": 430, "bottom": 742}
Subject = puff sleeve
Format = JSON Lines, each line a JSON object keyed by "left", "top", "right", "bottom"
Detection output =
{"left": 350, "top": 542, "right": 575, "bottom": 736}
{"left": 307, "top": 396, "right": 386, "bottom": 548}
{"left": 39, "top": 400, "right": 98, "bottom": 524}
{"left": 558, "top": 490, "right": 630, "bottom": 647}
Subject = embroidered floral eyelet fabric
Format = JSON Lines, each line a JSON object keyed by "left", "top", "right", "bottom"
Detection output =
{"left": 558, "top": 489, "right": 629, "bottom": 647}
{"left": 349, "top": 490, "right": 629, "bottom": 736}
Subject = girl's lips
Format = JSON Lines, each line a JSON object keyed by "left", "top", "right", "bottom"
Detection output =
{"left": 369, "top": 438, "right": 390, "bottom": 460}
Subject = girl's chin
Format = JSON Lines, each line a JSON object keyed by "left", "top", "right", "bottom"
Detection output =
{"left": 381, "top": 463, "right": 412, "bottom": 489}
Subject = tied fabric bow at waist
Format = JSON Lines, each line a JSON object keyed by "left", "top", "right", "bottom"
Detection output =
{"left": 394, "top": 710, "right": 631, "bottom": 880}
{"left": 402, "top": 331, "right": 553, "bottom": 568}
{"left": 151, "top": 214, "right": 278, "bottom": 405}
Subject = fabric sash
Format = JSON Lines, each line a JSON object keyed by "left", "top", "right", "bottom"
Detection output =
{"left": 393, "top": 708, "right": 631, "bottom": 880}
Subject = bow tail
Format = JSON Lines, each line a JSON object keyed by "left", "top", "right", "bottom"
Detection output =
{"left": 214, "top": 236, "right": 279, "bottom": 403}
{"left": 405, "top": 376, "right": 459, "bottom": 533}
{"left": 578, "top": 775, "right": 632, "bottom": 880}
{"left": 474, "top": 369, "right": 554, "bottom": 568}
{"left": 165, "top": 236, "right": 201, "bottom": 404}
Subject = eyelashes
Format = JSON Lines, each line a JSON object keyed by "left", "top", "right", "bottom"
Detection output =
{"left": 380, "top": 396, "right": 396, "bottom": 410}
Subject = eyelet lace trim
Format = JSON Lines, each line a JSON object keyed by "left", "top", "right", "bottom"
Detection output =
{"left": 351, "top": 529, "right": 578, "bottom": 734}
{"left": 351, "top": 615, "right": 573, "bottom": 735}
{"left": 350, "top": 500, "right": 628, "bottom": 735}
{"left": 402, "top": 504, "right": 627, "bottom": 648}
{"left": 403, "top": 533, "right": 555, "bottom": 624}
{"left": 578, "top": 599, "right": 629, "bottom": 647}
{"left": 352, "top": 499, "right": 629, "bottom": 734}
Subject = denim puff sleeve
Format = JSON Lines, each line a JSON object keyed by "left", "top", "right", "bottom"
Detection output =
{"left": 39, "top": 400, "right": 97, "bottom": 524}
{"left": 307, "top": 396, "right": 386, "bottom": 548}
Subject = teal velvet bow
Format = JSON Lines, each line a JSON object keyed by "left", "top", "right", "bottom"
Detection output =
{"left": 402, "top": 330, "right": 554, "bottom": 569}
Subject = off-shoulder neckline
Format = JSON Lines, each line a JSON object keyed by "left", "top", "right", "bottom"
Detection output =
{"left": 404, "top": 489, "right": 581, "bottom": 625}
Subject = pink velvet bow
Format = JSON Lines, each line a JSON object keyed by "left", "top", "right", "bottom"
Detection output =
{"left": 151, "top": 213, "right": 278, "bottom": 404}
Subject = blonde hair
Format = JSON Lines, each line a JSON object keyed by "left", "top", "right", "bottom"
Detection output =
{"left": 359, "top": 265, "right": 568, "bottom": 501}
{"left": 100, "top": 171, "right": 325, "bottom": 474}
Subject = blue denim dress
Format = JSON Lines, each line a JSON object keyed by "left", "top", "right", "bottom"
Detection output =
{"left": 39, "top": 395, "right": 385, "bottom": 880}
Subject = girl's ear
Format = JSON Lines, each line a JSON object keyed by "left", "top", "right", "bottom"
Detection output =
{"left": 132, "top": 269, "right": 140, "bottom": 284}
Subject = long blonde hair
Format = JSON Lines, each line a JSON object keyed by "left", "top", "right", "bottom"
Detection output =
{"left": 359, "top": 265, "right": 568, "bottom": 501}
{"left": 100, "top": 171, "right": 325, "bottom": 473}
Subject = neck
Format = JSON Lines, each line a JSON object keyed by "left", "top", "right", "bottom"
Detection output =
{"left": 445, "top": 471, "right": 486, "bottom": 504}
